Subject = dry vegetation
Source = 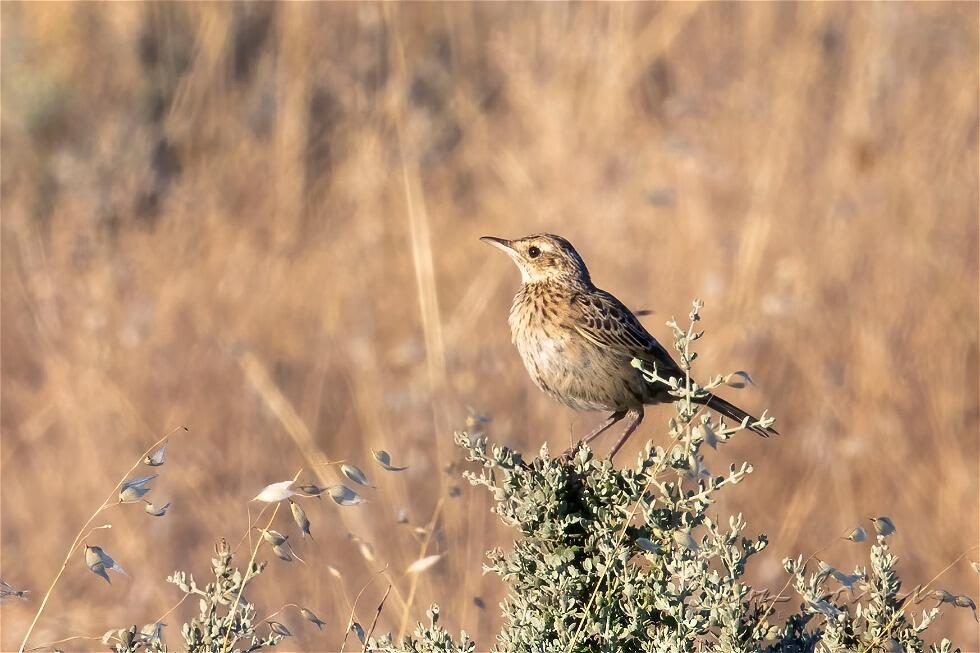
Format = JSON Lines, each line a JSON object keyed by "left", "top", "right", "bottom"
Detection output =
{"left": 1, "top": 2, "right": 977, "bottom": 651}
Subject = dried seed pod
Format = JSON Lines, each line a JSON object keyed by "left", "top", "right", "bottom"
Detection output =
{"left": 342, "top": 464, "right": 374, "bottom": 488}
{"left": 350, "top": 622, "right": 366, "bottom": 644}
{"left": 636, "top": 538, "right": 661, "bottom": 554}
{"left": 372, "top": 450, "right": 408, "bottom": 472}
{"left": 289, "top": 499, "right": 313, "bottom": 540}
{"left": 300, "top": 608, "right": 326, "bottom": 630}
{"left": 119, "top": 474, "right": 159, "bottom": 503}
{"left": 953, "top": 595, "right": 978, "bottom": 622}
{"left": 272, "top": 543, "right": 294, "bottom": 563}
{"left": 84, "top": 545, "right": 125, "bottom": 583}
{"left": 297, "top": 483, "right": 326, "bottom": 499}
{"left": 256, "top": 528, "right": 288, "bottom": 546}
{"left": 406, "top": 554, "right": 443, "bottom": 575}
{"left": 268, "top": 621, "right": 292, "bottom": 637}
{"left": 869, "top": 516, "right": 896, "bottom": 537}
{"left": 143, "top": 442, "right": 167, "bottom": 466}
{"left": 329, "top": 485, "right": 366, "bottom": 506}
{"left": 140, "top": 622, "right": 165, "bottom": 644}
{"left": 252, "top": 481, "right": 296, "bottom": 503}
{"left": 843, "top": 527, "right": 867, "bottom": 543}
{"left": 932, "top": 589, "right": 956, "bottom": 605}
{"left": 0, "top": 579, "right": 29, "bottom": 602}
{"left": 143, "top": 500, "right": 171, "bottom": 517}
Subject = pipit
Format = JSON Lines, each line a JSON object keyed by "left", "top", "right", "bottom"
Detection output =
{"left": 482, "top": 233, "right": 778, "bottom": 458}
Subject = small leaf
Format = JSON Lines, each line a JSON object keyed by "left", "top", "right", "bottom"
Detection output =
{"left": 406, "top": 554, "right": 443, "bottom": 575}
{"left": 252, "top": 481, "right": 296, "bottom": 503}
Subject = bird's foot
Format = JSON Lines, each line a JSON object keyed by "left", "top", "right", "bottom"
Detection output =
{"left": 558, "top": 440, "right": 584, "bottom": 464}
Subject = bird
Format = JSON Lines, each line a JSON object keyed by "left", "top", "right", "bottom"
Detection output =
{"left": 481, "top": 233, "right": 777, "bottom": 458}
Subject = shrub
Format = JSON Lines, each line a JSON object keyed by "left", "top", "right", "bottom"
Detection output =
{"left": 385, "top": 300, "right": 970, "bottom": 653}
{"left": 21, "top": 301, "right": 974, "bottom": 653}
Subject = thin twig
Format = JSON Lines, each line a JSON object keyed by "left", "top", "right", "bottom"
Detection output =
{"left": 24, "top": 634, "right": 106, "bottom": 652}
{"left": 234, "top": 502, "right": 271, "bottom": 553}
{"left": 154, "top": 591, "right": 192, "bottom": 626}
{"left": 18, "top": 426, "right": 187, "bottom": 653}
{"left": 397, "top": 495, "right": 446, "bottom": 640}
{"left": 258, "top": 602, "right": 300, "bottom": 624}
{"left": 219, "top": 468, "right": 302, "bottom": 653}
{"left": 362, "top": 585, "right": 392, "bottom": 652}
{"left": 341, "top": 565, "right": 389, "bottom": 653}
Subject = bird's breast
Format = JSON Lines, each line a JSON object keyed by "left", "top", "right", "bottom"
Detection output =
{"left": 507, "top": 287, "right": 641, "bottom": 412}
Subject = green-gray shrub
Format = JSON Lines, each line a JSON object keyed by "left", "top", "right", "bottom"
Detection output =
{"left": 388, "top": 301, "right": 967, "bottom": 653}
{"left": 100, "top": 300, "right": 972, "bottom": 653}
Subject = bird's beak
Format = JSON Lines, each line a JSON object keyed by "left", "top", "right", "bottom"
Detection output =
{"left": 480, "top": 236, "right": 514, "bottom": 253}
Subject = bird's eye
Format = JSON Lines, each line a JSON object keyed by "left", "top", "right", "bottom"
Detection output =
{"left": 527, "top": 246, "right": 541, "bottom": 258}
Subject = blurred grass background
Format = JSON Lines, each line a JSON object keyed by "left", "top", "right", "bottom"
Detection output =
{"left": 1, "top": 2, "right": 977, "bottom": 650}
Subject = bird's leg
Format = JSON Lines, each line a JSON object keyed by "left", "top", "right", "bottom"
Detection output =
{"left": 561, "top": 410, "right": 626, "bottom": 460}
{"left": 607, "top": 407, "right": 644, "bottom": 460}
{"left": 583, "top": 409, "right": 627, "bottom": 445}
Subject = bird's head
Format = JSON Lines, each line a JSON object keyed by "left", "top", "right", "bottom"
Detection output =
{"left": 480, "top": 233, "right": 591, "bottom": 286}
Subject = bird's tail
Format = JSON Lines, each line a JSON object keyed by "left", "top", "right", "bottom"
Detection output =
{"left": 693, "top": 393, "right": 778, "bottom": 437}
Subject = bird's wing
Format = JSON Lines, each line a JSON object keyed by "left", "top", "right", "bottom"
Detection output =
{"left": 569, "top": 289, "right": 684, "bottom": 379}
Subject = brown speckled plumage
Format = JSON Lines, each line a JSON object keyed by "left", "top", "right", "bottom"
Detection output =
{"left": 482, "top": 233, "right": 777, "bottom": 458}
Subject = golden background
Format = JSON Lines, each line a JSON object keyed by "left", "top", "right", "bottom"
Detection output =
{"left": 2, "top": 2, "right": 977, "bottom": 650}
